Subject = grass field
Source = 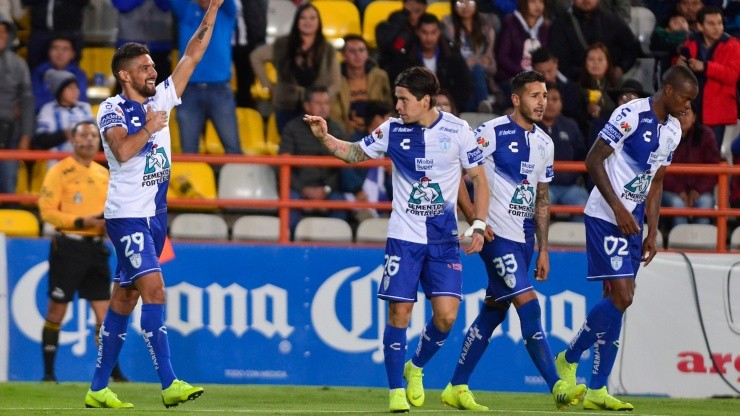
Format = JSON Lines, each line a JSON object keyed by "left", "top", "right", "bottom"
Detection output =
{"left": 0, "top": 382, "right": 737, "bottom": 415}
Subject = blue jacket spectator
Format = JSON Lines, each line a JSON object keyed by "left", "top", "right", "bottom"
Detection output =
{"left": 31, "top": 36, "right": 88, "bottom": 112}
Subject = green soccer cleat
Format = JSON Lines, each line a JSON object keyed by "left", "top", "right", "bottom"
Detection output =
{"left": 583, "top": 387, "right": 634, "bottom": 411}
{"left": 84, "top": 387, "right": 134, "bottom": 409}
{"left": 403, "top": 360, "right": 425, "bottom": 407}
{"left": 554, "top": 350, "right": 578, "bottom": 386}
{"left": 552, "top": 379, "right": 587, "bottom": 410}
{"left": 389, "top": 388, "right": 410, "bottom": 413}
{"left": 161, "top": 379, "right": 204, "bottom": 408}
{"left": 441, "top": 383, "right": 489, "bottom": 411}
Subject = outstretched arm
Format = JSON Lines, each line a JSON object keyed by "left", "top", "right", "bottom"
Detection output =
{"left": 171, "top": 0, "right": 224, "bottom": 97}
{"left": 303, "top": 115, "right": 370, "bottom": 163}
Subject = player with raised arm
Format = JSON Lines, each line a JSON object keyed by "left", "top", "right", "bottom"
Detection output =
{"left": 554, "top": 65, "right": 699, "bottom": 411}
{"left": 441, "top": 70, "right": 587, "bottom": 411}
{"left": 305, "top": 66, "right": 489, "bottom": 413}
{"left": 83, "top": 0, "right": 223, "bottom": 409}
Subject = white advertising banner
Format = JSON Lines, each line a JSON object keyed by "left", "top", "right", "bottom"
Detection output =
{"left": 611, "top": 253, "right": 740, "bottom": 398}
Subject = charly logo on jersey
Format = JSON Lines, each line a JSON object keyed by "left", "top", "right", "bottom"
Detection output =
{"left": 509, "top": 180, "right": 535, "bottom": 218}
{"left": 142, "top": 144, "right": 171, "bottom": 187}
{"left": 406, "top": 177, "right": 445, "bottom": 217}
{"left": 621, "top": 171, "right": 652, "bottom": 203}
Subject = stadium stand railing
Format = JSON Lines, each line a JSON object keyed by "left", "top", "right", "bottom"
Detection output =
{"left": 0, "top": 150, "right": 737, "bottom": 249}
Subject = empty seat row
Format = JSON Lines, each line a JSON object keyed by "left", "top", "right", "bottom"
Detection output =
{"left": 548, "top": 222, "right": 723, "bottom": 250}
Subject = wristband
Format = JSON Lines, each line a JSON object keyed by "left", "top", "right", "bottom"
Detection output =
{"left": 463, "top": 219, "right": 487, "bottom": 238}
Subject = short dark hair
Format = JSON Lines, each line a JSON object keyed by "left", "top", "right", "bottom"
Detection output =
{"left": 394, "top": 66, "right": 440, "bottom": 106}
{"left": 544, "top": 82, "right": 559, "bottom": 94}
{"left": 342, "top": 34, "right": 367, "bottom": 51}
{"left": 71, "top": 120, "right": 98, "bottom": 136}
{"left": 363, "top": 101, "right": 393, "bottom": 127}
{"left": 417, "top": 13, "right": 440, "bottom": 28}
{"left": 530, "top": 47, "right": 556, "bottom": 66}
{"left": 112, "top": 43, "right": 151, "bottom": 83}
{"left": 511, "top": 70, "right": 546, "bottom": 95}
{"left": 662, "top": 64, "right": 698, "bottom": 90}
{"left": 697, "top": 6, "right": 722, "bottom": 24}
{"left": 303, "top": 85, "right": 330, "bottom": 103}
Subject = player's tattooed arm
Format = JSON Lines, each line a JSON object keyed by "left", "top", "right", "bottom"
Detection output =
{"left": 304, "top": 115, "right": 370, "bottom": 163}
{"left": 535, "top": 182, "right": 550, "bottom": 251}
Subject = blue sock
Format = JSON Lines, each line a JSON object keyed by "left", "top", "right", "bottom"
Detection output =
{"left": 450, "top": 304, "right": 507, "bottom": 386}
{"left": 565, "top": 297, "right": 622, "bottom": 364}
{"left": 411, "top": 320, "right": 450, "bottom": 368}
{"left": 518, "top": 299, "right": 559, "bottom": 391}
{"left": 140, "top": 303, "right": 176, "bottom": 389}
{"left": 383, "top": 325, "right": 407, "bottom": 389}
{"left": 589, "top": 315, "right": 622, "bottom": 389}
{"left": 90, "top": 309, "right": 130, "bottom": 391}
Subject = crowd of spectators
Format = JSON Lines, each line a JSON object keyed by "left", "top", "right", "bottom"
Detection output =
{"left": 0, "top": 0, "right": 738, "bottom": 240}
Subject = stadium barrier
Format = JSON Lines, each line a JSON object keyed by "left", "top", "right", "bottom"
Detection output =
{"left": 0, "top": 150, "right": 737, "bottom": 249}
{"left": 1, "top": 236, "right": 738, "bottom": 397}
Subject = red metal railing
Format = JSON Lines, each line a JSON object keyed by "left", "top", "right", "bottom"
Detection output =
{"left": 1, "top": 150, "right": 737, "bottom": 249}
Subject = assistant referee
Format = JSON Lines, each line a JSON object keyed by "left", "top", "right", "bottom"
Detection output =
{"left": 37, "top": 120, "right": 127, "bottom": 382}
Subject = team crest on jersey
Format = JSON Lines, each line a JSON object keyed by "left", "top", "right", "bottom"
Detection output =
{"left": 619, "top": 121, "right": 632, "bottom": 133}
{"left": 509, "top": 180, "right": 535, "bottom": 218}
{"left": 610, "top": 256, "right": 623, "bottom": 271}
{"left": 129, "top": 253, "right": 142, "bottom": 269}
{"left": 406, "top": 177, "right": 445, "bottom": 217}
{"left": 439, "top": 136, "right": 451, "bottom": 151}
{"left": 621, "top": 171, "right": 652, "bottom": 203}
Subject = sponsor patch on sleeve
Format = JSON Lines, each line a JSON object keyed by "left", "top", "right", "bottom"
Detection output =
{"left": 363, "top": 134, "right": 375, "bottom": 146}
{"left": 99, "top": 112, "right": 125, "bottom": 131}
{"left": 466, "top": 147, "right": 483, "bottom": 164}
{"left": 600, "top": 123, "right": 622, "bottom": 143}
{"left": 666, "top": 150, "right": 674, "bottom": 163}
{"left": 546, "top": 165, "right": 554, "bottom": 178}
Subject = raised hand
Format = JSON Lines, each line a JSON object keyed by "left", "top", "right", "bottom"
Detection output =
{"left": 303, "top": 114, "right": 328, "bottom": 141}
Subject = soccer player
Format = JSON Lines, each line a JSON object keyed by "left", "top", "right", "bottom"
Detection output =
{"left": 305, "top": 66, "right": 490, "bottom": 413}
{"left": 440, "top": 71, "right": 587, "bottom": 411}
{"left": 553, "top": 65, "right": 699, "bottom": 411}
{"left": 83, "top": 0, "right": 224, "bottom": 409}
{"left": 37, "top": 121, "right": 126, "bottom": 384}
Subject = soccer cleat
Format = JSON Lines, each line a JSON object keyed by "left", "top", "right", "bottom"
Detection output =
{"left": 84, "top": 387, "right": 134, "bottom": 409}
{"left": 554, "top": 351, "right": 578, "bottom": 386}
{"left": 403, "top": 360, "right": 425, "bottom": 407}
{"left": 552, "top": 380, "right": 587, "bottom": 410}
{"left": 583, "top": 387, "right": 634, "bottom": 411}
{"left": 161, "top": 379, "right": 204, "bottom": 408}
{"left": 441, "top": 383, "right": 489, "bottom": 411}
{"left": 389, "top": 388, "right": 410, "bottom": 413}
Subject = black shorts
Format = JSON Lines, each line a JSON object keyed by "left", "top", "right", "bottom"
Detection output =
{"left": 47, "top": 235, "right": 111, "bottom": 303}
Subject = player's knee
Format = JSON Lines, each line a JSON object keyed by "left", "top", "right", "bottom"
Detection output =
{"left": 610, "top": 292, "right": 633, "bottom": 311}
{"left": 432, "top": 314, "right": 456, "bottom": 332}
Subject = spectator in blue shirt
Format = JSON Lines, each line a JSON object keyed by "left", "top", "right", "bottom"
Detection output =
{"left": 171, "top": 0, "right": 241, "bottom": 154}
{"left": 31, "top": 36, "right": 88, "bottom": 112}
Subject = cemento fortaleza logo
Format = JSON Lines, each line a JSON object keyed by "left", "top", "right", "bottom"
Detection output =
{"left": 622, "top": 171, "right": 652, "bottom": 203}
{"left": 311, "top": 266, "right": 589, "bottom": 363}
{"left": 509, "top": 180, "right": 535, "bottom": 218}
{"left": 142, "top": 144, "right": 171, "bottom": 187}
{"left": 406, "top": 177, "right": 445, "bottom": 217}
{"left": 11, "top": 262, "right": 294, "bottom": 357}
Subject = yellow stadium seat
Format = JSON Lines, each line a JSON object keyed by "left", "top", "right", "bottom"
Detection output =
{"left": 265, "top": 113, "right": 281, "bottom": 155}
{"left": 90, "top": 103, "right": 100, "bottom": 119}
{"left": 16, "top": 162, "right": 29, "bottom": 195}
{"left": 362, "top": 1, "right": 403, "bottom": 49}
{"left": 0, "top": 209, "right": 40, "bottom": 237}
{"left": 236, "top": 107, "right": 266, "bottom": 155}
{"left": 168, "top": 161, "right": 217, "bottom": 211}
{"left": 312, "top": 0, "right": 361, "bottom": 49}
{"left": 427, "top": 1, "right": 451, "bottom": 20}
{"left": 79, "top": 47, "right": 115, "bottom": 82}
{"left": 170, "top": 109, "right": 183, "bottom": 154}
{"left": 203, "top": 121, "right": 226, "bottom": 154}
{"left": 29, "top": 161, "right": 48, "bottom": 195}
{"left": 250, "top": 61, "right": 277, "bottom": 101}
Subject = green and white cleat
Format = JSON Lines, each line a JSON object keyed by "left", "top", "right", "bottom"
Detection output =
{"left": 84, "top": 387, "right": 134, "bottom": 409}
{"left": 403, "top": 360, "right": 425, "bottom": 407}
{"left": 441, "top": 383, "right": 489, "bottom": 411}
{"left": 161, "top": 379, "right": 204, "bottom": 408}
{"left": 583, "top": 387, "right": 634, "bottom": 411}
{"left": 552, "top": 379, "right": 587, "bottom": 410}
{"left": 389, "top": 388, "right": 410, "bottom": 413}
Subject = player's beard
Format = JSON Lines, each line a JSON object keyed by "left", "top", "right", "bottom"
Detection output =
{"left": 132, "top": 78, "right": 156, "bottom": 98}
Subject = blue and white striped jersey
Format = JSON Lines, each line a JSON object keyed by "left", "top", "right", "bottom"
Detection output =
{"left": 474, "top": 115, "right": 555, "bottom": 243}
{"left": 584, "top": 97, "right": 681, "bottom": 226}
{"left": 98, "top": 77, "right": 181, "bottom": 219}
{"left": 360, "top": 111, "right": 484, "bottom": 244}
